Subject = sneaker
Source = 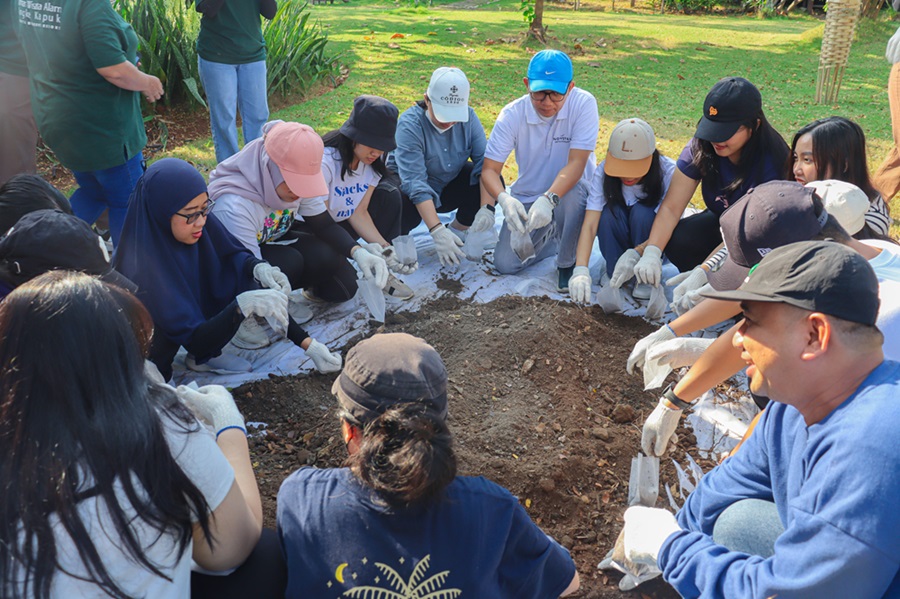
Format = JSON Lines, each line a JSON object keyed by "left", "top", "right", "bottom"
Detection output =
{"left": 185, "top": 353, "right": 252, "bottom": 373}
{"left": 231, "top": 316, "right": 272, "bottom": 350}
{"left": 633, "top": 283, "right": 652, "bottom": 300}
{"left": 383, "top": 274, "right": 414, "bottom": 300}
{"left": 557, "top": 265, "right": 575, "bottom": 293}
{"left": 288, "top": 292, "right": 314, "bottom": 324}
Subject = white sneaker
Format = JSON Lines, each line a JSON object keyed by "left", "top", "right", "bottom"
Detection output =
{"left": 633, "top": 283, "right": 652, "bottom": 301}
{"left": 231, "top": 316, "right": 272, "bottom": 350}
{"left": 383, "top": 274, "right": 414, "bottom": 300}
{"left": 185, "top": 353, "right": 252, "bottom": 373}
{"left": 288, "top": 291, "right": 314, "bottom": 324}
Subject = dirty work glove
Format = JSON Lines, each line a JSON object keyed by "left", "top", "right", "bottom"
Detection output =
{"left": 430, "top": 224, "right": 465, "bottom": 266}
{"left": 351, "top": 246, "right": 389, "bottom": 289}
{"left": 673, "top": 283, "right": 712, "bottom": 316}
{"left": 497, "top": 191, "right": 528, "bottom": 235}
{"left": 646, "top": 337, "right": 715, "bottom": 370}
{"left": 642, "top": 397, "right": 683, "bottom": 456}
{"left": 305, "top": 339, "right": 342, "bottom": 373}
{"left": 176, "top": 384, "right": 246, "bottom": 436}
{"left": 624, "top": 506, "right": 680, "bottom": 568}
{"left": 634, "top": 245, "right": 663, "bottom": 286}
{"left": 253, "top": 262, "right": 291, "bottom": 295}
{"left": 470, "top": 205, "right": 496, "bottom": 233}
{"left": 668, "top": 266, "right": 707, "bottom": 309}
{"left": 569, "top": 266, "right": 592, "bottom": 304}
{"left": 236, "top": 289, "right": 289, "bottom": 332}
{"left": 610, "top": 249, "right": 641, "bottom": 288}
{"left": 627, "top": 325, "right": 676, "bottom": 375}
{"left": 526, "top": 194, "right": 555, "bottom": 232}
{"left": 888, "top": 26, "right": 900, "bottom": 63}
{"left": 381, "top": 245, "right": 418, "bottom": 275}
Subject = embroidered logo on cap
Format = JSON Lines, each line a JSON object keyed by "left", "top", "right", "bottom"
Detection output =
{"left": 709, "top": 106, "right": 718, "bottom": 116}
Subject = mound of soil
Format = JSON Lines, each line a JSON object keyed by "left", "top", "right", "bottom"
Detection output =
{"left": 237, "top": 294, "right": 711, "bottom": 597}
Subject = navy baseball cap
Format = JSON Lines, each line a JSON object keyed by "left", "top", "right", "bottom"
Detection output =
{"left": 527, "top": 50, "right": 573, "bottom": 95}
{"left": 702, "top": 241, "right": 880, "bottom": 326}
{"left": 695, "top": 77, "right": 762, "bottom": 143}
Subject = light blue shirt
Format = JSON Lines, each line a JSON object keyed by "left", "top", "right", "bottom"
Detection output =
{"left": 386, "top": 103, "right": 486, "bottom": 207}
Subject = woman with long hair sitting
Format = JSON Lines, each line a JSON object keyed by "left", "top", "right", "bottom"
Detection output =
{"left": 0, "top": 271, "right": 285, "bottom": 598}
{"left": 277, "top": 333, "right": 580, "bottom": 598}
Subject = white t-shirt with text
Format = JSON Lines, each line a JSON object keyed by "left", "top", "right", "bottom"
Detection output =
{"left": 318, "top": 147, "right": 382, "bottom": 223}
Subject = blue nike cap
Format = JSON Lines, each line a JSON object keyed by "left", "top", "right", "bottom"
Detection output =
{"left": 527, "top": 50, "right": 573, "bottom": 95}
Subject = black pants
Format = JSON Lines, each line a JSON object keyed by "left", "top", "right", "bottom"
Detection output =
{"left": 191, "top": 528, "right": 287, "bottom": 599}
{"left": 665, "top": 209, "right": 722, "bottom": 272}
{"left": 260, "top": 231, "right": 357, "bottom": 303}
{"left": 387, "top": 162, "right": 482, "bottom": 235}
{"left": 338, "top": 179, "right": 403, "bottom": 243}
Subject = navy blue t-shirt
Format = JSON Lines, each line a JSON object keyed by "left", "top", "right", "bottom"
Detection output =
{"left": 277, "top": 468, "right": 576, "bottom": 599}
{"left": 676, "top": 139, "right": 783, "bottom": 216}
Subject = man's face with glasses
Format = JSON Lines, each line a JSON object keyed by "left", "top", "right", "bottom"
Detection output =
{"left": 171, "top": 193, "right": 213, "bottom": 245}
{"left": 524, "top": 78, "right": 574, "bottom": 118}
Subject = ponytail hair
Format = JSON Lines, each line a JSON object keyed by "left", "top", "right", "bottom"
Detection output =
{"left": 343, "top": 403, "right": 457, "bottom": 509}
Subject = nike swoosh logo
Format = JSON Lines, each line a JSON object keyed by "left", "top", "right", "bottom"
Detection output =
{"left": 545, "top": 70, "right": 556, "bottom": 75}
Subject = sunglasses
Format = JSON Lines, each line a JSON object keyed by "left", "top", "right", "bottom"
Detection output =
{"left": 530, "top": 90, "right": 567, "bottom": 103}
{"left": 174, "top": 199, "right": 214, "bottom": 225}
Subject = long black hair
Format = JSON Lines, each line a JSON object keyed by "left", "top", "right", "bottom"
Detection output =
{"left": 342, "top": 403, "right": 457, "bottom": 509}
{"left": 321, "top": 130, "right": 388, "bottom": 181}
{"left": 0, "top": 174, "right": 72, "bottom": 233}
{"left": 0, "top": 271, "right": 212, "bottom": 599}
{"left": 602, "top": 150, "right": 666, "bottom": 210}
{"left": 691, "top": 112, "right": 788, "bottom": 197}
{"left": 788, "top": 116, "right": 880, "bottom": 201}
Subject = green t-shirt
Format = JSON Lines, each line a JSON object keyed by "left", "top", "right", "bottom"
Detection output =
{"left": 1, "top": 0, "right": 27, "bottom": 76}
{"left": 196, "top": 0, "right": 267, "bottom": 65}
{"left": 15, "top": 0, "right": 146, "bottom": 172}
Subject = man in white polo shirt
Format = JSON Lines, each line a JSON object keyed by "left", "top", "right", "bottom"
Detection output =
{"left": 474, "top": 50, "right": 599, "bottom": 290}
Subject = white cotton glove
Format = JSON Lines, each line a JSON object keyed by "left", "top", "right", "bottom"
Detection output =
{"left": 497, "top": 191, "right": 528, "bottom": 235}
{"left": 236, "top": 289, "right": 289, "bottom": 332}
{"left": 470, "top": 205, "right": 496, "bottom": 233}
{"left": 610, "top": 248, "right": 641, "bottom": 288}
{"left": 642, "top": 397, "right": 683, "bottom": 456}
{"left": 624, "top": 506, "right": 681, "bottom": 568}
{"left": 634, "top": 245, "right": 663, "bottom": 286}
{"left": 381, "top": 245, "right": 418, "bottom": 275}
{"left": 669, "top": 266, "right": 707, "bottom": 308}
{"left": 430, "top": 225, "right": 465, "bottom": 266}
{"left": 352, "top": 246, "right": 389, "bottom": 289}
{"left": 673, "top": 282, "right": 713, "bottom": 316}
{"left": 253, "top": 262, "right": 291, "bottom": 295}
{"left": 305, "top": 339, "right": 343, "bottom": 373}
{"left": 627, "top": 325, "right": 676, "bottom": 375}
{"left": 569, "top": 266, "right": 593, "bottom": 304}
{"left": 646, "top": 337, "right": 715, "bottom": 370}
{"left": 887, "top": 26, "right": 900, "bottom": 64}
{"left": 526, "top": 194, "right": 555, "bottom": 232}
{"left": 176, "top": 384, "right": 246, "bottom": 435}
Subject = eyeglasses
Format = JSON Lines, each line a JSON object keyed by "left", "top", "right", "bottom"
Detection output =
{"left": 530, "top": 90, "right": 567, "bottom": 103}
{"left": 174, "top": 199, "right": 214, "bottom": 225}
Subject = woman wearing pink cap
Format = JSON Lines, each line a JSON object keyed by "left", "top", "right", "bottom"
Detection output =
{"left": 209, "top": 120, "right": 389, "bottom": 348}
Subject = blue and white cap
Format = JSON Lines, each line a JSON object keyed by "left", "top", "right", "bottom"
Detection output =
{"left": 527, "top": 50, "right": 573, "bottom": 95}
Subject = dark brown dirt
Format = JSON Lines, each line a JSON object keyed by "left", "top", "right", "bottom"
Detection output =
{"left": 236, "top": 294, "right": 714, "bottom": 597}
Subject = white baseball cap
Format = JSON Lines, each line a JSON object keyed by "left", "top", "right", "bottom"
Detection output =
{"left": 603, "top": 118, "right": 656, "bottom": 179}
{"left": 804, "top": 179, "right": 869, "bottom": 235}
{"left": 426, "top": 67, "right": 470, "bottom": 124}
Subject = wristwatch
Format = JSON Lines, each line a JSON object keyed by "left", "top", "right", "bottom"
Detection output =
{"left": 543, "top": 192, "right": 560, "bottom": 208}
{"left": 663, "top": 385, "right": 693, "bottom": 411}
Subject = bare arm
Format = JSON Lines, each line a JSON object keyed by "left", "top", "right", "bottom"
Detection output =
{"left": 635, "top": 169, "right": 698, "bottom": 255}
{"left": 670, "top": 322, "right": 746, "bottom": 404}
{"left": 413, "top": 198, "right": 442, "bottom": 231}
{"left": 192, "top": 429, "right": 263, "bottom": 570}
{"left": 546, "top": 149, "right": 592, "bottom": 199}
{"left": 96, "top": 61, "right": 163, "bottom": 102}
{"left": 560, "top": 570, "right": 580, "bottom": 597}
{"left": 480, "top": 157, "right": 506, "bottom": 204}
{"left": 575, "top": 209, "right": 601, "bottom": 267}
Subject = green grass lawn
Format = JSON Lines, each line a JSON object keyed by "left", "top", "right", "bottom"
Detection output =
{"left": 168, "top": 1, "right": 899, "bottom": 220}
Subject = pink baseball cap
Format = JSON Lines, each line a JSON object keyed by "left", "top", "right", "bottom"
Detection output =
{"left": 264, "top": 122, "right": 328, "bottom": 197}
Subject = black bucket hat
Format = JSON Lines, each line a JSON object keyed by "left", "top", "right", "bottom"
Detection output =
{"left": 339, "top": 95, "right": 399, "bottom": 153}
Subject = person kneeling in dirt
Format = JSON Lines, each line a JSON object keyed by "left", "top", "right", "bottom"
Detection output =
{"left": 475, "top": 50, "right": 599, "bottom": 291}
{"left": 614, "top": 241, "right": 900, "bottom": 598}
{"left": 277, "top": 332, "right": 580, "bottom": 598}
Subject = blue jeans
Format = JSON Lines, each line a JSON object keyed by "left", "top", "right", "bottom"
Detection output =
{"left": 494, "top": 180, "right": 589, "bottom": 274}
{"left": 597, "top": 201, "right": 657, "bottom": 278}
{"left": 71, "top": 153, "right": 144, "bottom": 246}
{"left": 712, "top": 499, "right": 784, "bottom": 558}
{"left": 198, "top": 57, "right": 269, "bottom": 163}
